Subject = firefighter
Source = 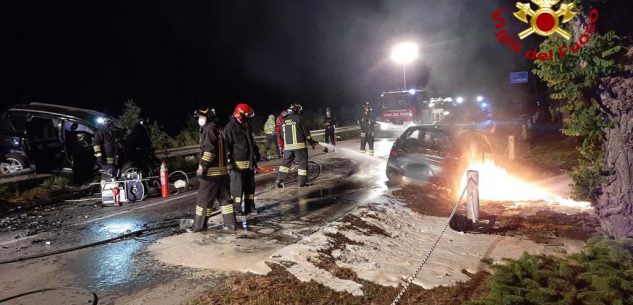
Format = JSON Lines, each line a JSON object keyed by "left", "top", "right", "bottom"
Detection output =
{"left": 358, "top": 102, "right": 376, "bottom": 155}
{"left": 276, "top": 103, "right": 317, "bottom": 188}
{"left": 190, "top": 108, "right": 236, "bottom": 232}
{"left": 262, "top": 114, "right": 280, "bottom": 159}
{"left": 92, "top": 117, "right": 117, "bottom": 188}
{"left": 224, "top": 103, "right": 260, "bottom": 216}
{"left": 123, "top": 119, "right": 156, "bottom": 173}
{"left": 275, "top": 110, "right": 286, "bottom": 154}
{"left": 322, "top": 107, "right": 336, "bottom": 153}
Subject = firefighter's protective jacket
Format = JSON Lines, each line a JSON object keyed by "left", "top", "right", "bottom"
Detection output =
{"left": 323, "top": 116, "right": 337, "bottom": 131}
{"left": 281, "top": 113, "right": 312, "bottom": 151}
{"left": 358, "top": 117, "right": 376, "bottom": 136}
{"left": 199, "top": 121, "right": 229, "bottom": 177}
{"left": 223, "top": 117, "right": 260, "bottom": 170}
{"left": 92, "top": 127, "right": 117, "bottom": 165}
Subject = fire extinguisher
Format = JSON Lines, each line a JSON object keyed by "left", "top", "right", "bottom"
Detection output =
{"left": 160, "top": 161, "right": 169, "bottom": 198}
{"left": 112, "top": 187, "right": 121, "bottom": 206}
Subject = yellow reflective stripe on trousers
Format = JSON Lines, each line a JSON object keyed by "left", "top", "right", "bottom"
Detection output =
{"left": 298, "top": 169, "right": 308, "bottom": 176}
{"left": 279, "top": 166, "right": 289, "bottom": 173}
{"left": 221, "top": 205, "right": 234, "bottom": 214}
{"left": 247, "top": 194, "right": 255, "bottom": 200}
{"left": 235, "top": 161, "right": 251, "bottom": 169}
{"left": 233, "top": 196, "right": 242, "bottom": 203}
{"left": 195, "top": 206, "right": 204, "bottom": 216}
{"left": 206, "top": 166, "right": 229, "bottom": 176}
{"left": 93, "top": 145, "right": 102, "bottom": 152}
{"left": 106, "top": 157, "right": 115, "bottom": 164}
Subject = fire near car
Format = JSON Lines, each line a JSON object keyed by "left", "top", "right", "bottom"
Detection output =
{"left": 386, "top": 124, "right": 492, "bottom": 188}
{"left": 0, "top": 103, "right": 105, "bottom": 176}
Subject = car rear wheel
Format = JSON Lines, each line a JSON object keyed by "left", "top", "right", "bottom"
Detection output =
{"left": 386, "top": 168, "right": 403, "bottom": 186}
{"left": 1, "top": 154, "right": 29, "bottom": 174}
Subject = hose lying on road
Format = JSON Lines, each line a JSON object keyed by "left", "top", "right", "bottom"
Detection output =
{"left": 0, "top": 222, "right": 178, "bottom": 266}
{"left": 0, "top": 287, "right": 98, "bottom": 304}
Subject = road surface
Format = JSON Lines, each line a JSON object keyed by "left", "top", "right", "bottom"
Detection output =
{"left": 0, "top": 138, "right": 395, "bottom": 305}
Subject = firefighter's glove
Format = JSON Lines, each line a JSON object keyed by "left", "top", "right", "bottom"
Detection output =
{"left": 196, "top": 165, "right": 204, "bottom": 178}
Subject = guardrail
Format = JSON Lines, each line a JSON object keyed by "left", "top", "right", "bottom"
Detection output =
{"left": 155, "top": 125, "right": 360, "bottom": 159}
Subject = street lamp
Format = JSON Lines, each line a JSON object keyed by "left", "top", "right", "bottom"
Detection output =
{"left": 391, "top": 42, "right": 419, "bottom": 90}
{"left": 477, "top": 96, "right": 484, "bottom": 102}
{"left": 456, "top": 97, "right": 464, "bottom": 104}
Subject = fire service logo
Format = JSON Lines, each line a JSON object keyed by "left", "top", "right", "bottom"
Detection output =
{"left": 513, "top": 0, "right": 576, "bottom": 40}
{"left": 492, "top": 0, "right": 599, "bottom": 62}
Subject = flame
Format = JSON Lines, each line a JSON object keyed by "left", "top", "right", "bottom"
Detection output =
{"left": 459, "top": 159, "right": 591, "bottom": 209}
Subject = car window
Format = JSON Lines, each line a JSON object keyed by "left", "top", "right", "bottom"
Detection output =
{"left": 423, "top": 131, "right": 450, "bottom": 149}
{"left": 27, "top": 117, "right": 58, "bottom": 140}
{"left": 405, "top": 129, "right": 421, "bottom": 140}
{"left": 4, "top": 112, "right": 27, "bottom": 133}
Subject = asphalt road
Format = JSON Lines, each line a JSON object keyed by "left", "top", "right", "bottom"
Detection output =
{"left": 0, "top": 138, "right": 395, "bottom": 305}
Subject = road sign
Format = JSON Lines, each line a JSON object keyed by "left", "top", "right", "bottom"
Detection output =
{"left": 510, "top": 71, "right": 529, "bottom": 84}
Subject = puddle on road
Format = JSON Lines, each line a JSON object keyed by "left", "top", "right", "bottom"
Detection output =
{"left": 64, "top": 217, "right": 181, "bottom": 293}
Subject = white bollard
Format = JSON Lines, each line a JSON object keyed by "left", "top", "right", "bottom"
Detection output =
{"left": 521, "top": 125, "right": 527, "bottom": 140}
{"left": 466, "top": 170, "right": 479, "bottom": 223}
{"left": 508, "top": 135, "right": 515, "bottom": 161}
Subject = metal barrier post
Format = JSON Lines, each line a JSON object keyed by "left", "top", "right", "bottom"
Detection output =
{"left": 508, "top": 135, "right": 515, "bottom": 161}
{"left": 467, "top": 170, "right": 479, "bottom": 223}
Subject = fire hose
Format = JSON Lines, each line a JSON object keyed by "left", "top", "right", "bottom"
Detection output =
{"left": 390, "top": 180, "right": 471, "bottom": 305}
{"left": 0, "top": 287, "right": 98, "bottom": 304}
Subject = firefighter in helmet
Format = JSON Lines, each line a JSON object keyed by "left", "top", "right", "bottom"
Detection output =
{"left": 190, "top": 108, "right": 236, "bottom": 232}
{"left": 358, "top": 102, "right": 376, "bottom": 155}
{"left": 276, "top": 103, "right": 317, "bottom": 188}
{"left": 92, "top": 117, "right": 117, "bottom": 189}
{"left": 322, "top": 107, "right": 337, "bottom": 153}
{"left": 224, "top": 103, "right": 260, "bottom": 216}
{"left": 275, "top": 110, "right": 287, "bottom": 154}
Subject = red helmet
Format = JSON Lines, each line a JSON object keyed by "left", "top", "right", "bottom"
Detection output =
{"left": 233, "top": 103, "right": 255, "bottom": 121}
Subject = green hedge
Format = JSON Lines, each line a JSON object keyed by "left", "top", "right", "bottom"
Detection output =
{"left": 469, "top": 238, "right": 633, "bottom": 305}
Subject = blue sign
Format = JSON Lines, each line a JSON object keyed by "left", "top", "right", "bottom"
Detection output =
{"left": 510, "top": 71, "right": 529, "bottom": 84}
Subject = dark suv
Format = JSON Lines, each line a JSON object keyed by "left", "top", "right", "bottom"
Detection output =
{"left": 386, "top": 125, "right": 491, "bottom": 187}
{"left": 0, "top": 103, "right": 106, "bottom": 176}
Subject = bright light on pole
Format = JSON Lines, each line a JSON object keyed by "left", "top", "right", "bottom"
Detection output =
{"left": 477, "top": 96, "right": 484, "bottom": 102}
{"left": 456, "top": 97, "right": 464, "bottom": 104}
{"left": 391, "top": 42, "right": 419, "bottom": 90}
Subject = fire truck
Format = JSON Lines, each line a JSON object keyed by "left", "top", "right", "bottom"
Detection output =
{"left": 378, "top": 89, "right": 452, "bottom": 130}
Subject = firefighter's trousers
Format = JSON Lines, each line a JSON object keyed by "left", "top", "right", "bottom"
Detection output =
{"left": 276, "top": 149, "right": 309, "bottom": 186}
{"left": 194, "top": 175, "right": 236, "bottom": 230}
{"left": 230, "top": 169, "right": 256, "bottom": 215}
{"left": 324, "top": 128, "right": 336, "bottom": 145}
{"left": 360, "top": 133, "right": 375, "bottom": 154}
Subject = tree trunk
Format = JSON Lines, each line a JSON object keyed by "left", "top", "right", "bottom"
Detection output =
{"left": 596, "top": 47, "right": 633, "bottom": 239}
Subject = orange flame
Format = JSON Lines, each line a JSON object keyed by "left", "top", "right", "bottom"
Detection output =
{"left": 459, "top": 159, "right": 591, "bottom": 209}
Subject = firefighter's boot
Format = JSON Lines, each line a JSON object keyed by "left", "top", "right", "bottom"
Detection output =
{"left": 221, "top": 203, "right": 237, "bottom": 230}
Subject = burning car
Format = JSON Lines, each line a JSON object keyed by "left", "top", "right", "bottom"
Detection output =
{"left": 386, "top": 124, "right": 492, "bottom": 187}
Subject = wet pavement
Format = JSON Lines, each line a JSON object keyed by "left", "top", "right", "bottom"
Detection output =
{"left": 0, "top": 138, "right": 395, "bottom": 305}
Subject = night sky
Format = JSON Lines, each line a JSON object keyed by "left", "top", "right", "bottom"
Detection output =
{"left": 6, "top": 1, "right": 631, "bottom": 133}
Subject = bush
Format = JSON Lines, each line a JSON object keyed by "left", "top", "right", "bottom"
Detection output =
{"left": 469, "top": 237, "right": 633, "bottom": 305}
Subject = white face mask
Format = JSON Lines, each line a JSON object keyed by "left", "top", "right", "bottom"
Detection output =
{"left": 198, "top": 117, "right": 207, "bottom": 127}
